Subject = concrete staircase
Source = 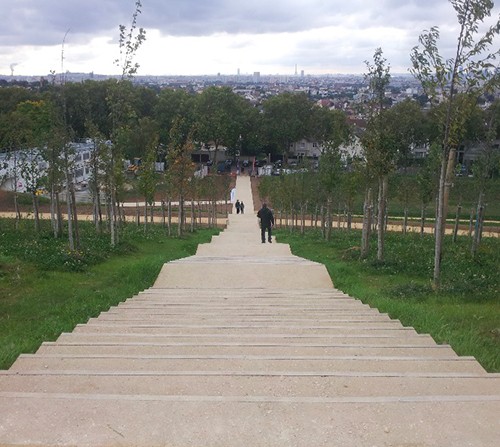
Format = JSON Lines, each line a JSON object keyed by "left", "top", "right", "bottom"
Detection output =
{"left": 0, "top": 176, "right": 499, "bottom": 446}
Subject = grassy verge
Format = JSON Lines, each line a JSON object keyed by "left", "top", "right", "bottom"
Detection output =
{"left": 0, "top": 219, "right": 219, "bottom": 369}
{"left": 275, "top": 229, "right": 500, "bottom": 373}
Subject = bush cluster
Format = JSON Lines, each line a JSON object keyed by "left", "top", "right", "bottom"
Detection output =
{"left": 277, "top": 228, "right": 499, "bottom": 302}
{"left": 0, "top": 220, "right": 140, "bottom": 272}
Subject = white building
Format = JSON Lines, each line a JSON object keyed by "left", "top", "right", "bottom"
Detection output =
{"left": 288, "top": 137, "right": 364, "bottom": 164}
{"left": 0, "top": 141, "right": 98, "bottom": 193}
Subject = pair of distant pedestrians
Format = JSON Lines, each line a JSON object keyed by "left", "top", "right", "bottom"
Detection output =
{"left": 235, "top": 200, "right": 245, "bottom": 214}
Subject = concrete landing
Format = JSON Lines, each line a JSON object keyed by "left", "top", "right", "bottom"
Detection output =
{"left": 0, "top": 175, "right": 499, "bottom": 447}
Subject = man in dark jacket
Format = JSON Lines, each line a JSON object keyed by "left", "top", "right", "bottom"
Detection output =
{"left": 257, "top": 203, "right": 274, "bottom": 243}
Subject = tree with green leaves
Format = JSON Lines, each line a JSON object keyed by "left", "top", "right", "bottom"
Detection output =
{"left": 9, "top": 99, "right": 60, "bottom": 232}
{"left": 154, "top": 89, "right": 196, "bottom": 149}
{"left": 262, "top": 92, "right": 313, "bottom": 162}
{"left": 470, "top": 100, "right": 500, "bottom": 255}
{"left": 416, "top": 143, "right": 441, "bottom": 236}
{"left": 106, "top": 0, "right": 146, "bottom": 245}
{"left": 194, "top": 86, "right": 248, "bottom": 163}
{"left": 361, "top": 48, "right": 392, "bottom": 261}
{"left": 410, "top": 0, "right": 500, "bottom": 287}
{"left": 114, "top": 0, "right": 146, "bottom": 80}
{"left": 167, "top": 117, "right": 196, "bottom": 236}
{"left": 137, "top": 136, "right": 159, "bottom": 232}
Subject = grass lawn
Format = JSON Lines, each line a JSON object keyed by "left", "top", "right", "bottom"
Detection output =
{"left": 275, "top": 228, "right": 500, "bottom": 373}
{"left": 0, "top": 218, "right": 219, "bottom": 369}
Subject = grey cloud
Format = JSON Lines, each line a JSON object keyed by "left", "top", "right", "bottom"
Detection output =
{"left": 1, "top": 0, "right": 497, "bottom": 49}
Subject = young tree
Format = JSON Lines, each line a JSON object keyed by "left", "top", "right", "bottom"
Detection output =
{"left": 137, "top": 137, "right": 160, "bottom": 232}
{"left": 410, "top": 0, "right": 500, "bottom": 287}
{"left": 362, "top": 48, "right": 393, "bottom": 262}
{"left": 167, "top": 117, "right": 196, "bottom": 236}
{"left": 114, "top": 0, "right": 146, "bottom": 80}
{"left": 105, "top": 0, "right": 146, "bottom": 245}
{"left": 9, "top": 100, "right": 58, "bottom": 232}
{"left": 470, "top": 101, "right": 500, "bottom": 255}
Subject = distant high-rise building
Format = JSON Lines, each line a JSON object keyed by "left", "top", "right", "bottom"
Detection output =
{"left": 301, "top": 70, "right": 304, "bottom": 77}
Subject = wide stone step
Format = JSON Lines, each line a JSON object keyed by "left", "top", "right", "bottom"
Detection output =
{"left": 136, "top": 288, "right": 345, "bottom": 297}
{"left": 70, "top": 325, "right": 429, "bottom": 339}
{"left": 97, "top": 311, "right": 392, "bottom": 319}
{"left": 1, "top": 371, "right": 498, "bottom": 397}
{"left": 1, "top": 395, "right": 499, "bottom": 447}
{"left": 152, "top": 262, "right": 333, "bottom": 289}
{"left": 35, "top": 341, "right": 459, "bottom": 358}
{"left": 87, "top": 320, "right": 414, "bottom": 333}
{"left": 92, "top": 312, "right": 400, "bottom": 322}
{"left": 56, "top": 332, "right": 441, "bottom": 346}
{"left": 9, "top": 354, "right": 485, "bottom": 374}
{"left": 196, "top": 243, "right": 292, "bottom": 256}
{"left": 77, "top": 323, "right": 418, "bottom": 338}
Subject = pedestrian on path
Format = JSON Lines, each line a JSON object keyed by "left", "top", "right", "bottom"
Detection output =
{"left": 240, "top": 201, "right": 245, "bottom": 214}
{"left": 257, "top": 203, "right": 274, "bottom": 243}
{"left": 235, "top": 200, "right": 241, "bottom": 214}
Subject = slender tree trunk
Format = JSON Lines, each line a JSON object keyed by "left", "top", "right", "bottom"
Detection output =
{"left": 190, "top": 200, "right": 195, "bottom": 232}
{"left": 471, "top": 193, "right": 484, "bottom": 256}
{"left": 178, "top": 196, "right": 184, "bottom": 236}
{"left": 420, "top": 203, "right": 427, "bottom": 236}
{"left": 468, "top": 207, "right": 474, "bottom": 238}
{"left": 403, "top": 207, "right": 409, "bottom": 234}
{"left": 453, "top": 204, "right": 462, "bottom": 243}
{"left": 50, "top": 188, "right": 58, "bottom": 238}
{"left": 55, "top": 193, "right": 63, "bottom": 237}
{"left": 13, "top": 192, "right": 21, "bottom": 229}
{"left": 300, "top": 204, "right": 305, "bottom": 235}
{"left": 66, "top": 187, "right": 74, "bottom": 252}
{"left": 32, "top": 192, "right": 40, "bottom": 233}
{"left": 433, "top": 147, "right": 456, "bottom": 287}
{"left": 347, "top": 206, "right": 352, "bottom": 232}
{"left": 161, "top": 201, "right": 166, "bottom": 228}
{"left": 167, "top": 199, "right": 172, "bottom": 236}
{"left": 377, "top": 175, "right": 388, "bottom": 262}
{"left": 361, "top": 188, "right": 372, "bottom": 259}
{"left": 110, "top": 194, "right": 116, "bottom": 246}
{"left": 70, "top": 185, "right": 80, "bottom": 249}
{"left": 326, "top": 198, "right": 333, "bottom": 241}
{"left": 92, "top": 176, "right": 103, "bottom": 233}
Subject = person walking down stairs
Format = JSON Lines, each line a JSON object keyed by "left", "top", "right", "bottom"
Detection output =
{"left": 257, "top": 203, "right": 274, "bottom": 243}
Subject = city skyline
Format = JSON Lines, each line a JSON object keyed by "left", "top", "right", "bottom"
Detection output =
{"left": 1, "top": 0, "right": 499, "bottom": 78}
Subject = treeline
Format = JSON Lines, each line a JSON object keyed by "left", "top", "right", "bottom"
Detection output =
{"left": 0, "top": 78, "right": 353, "bottom": 249}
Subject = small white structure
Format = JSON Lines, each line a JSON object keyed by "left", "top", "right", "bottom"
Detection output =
{"left": 0, "top": 141, "right": 100, "bottom": 193}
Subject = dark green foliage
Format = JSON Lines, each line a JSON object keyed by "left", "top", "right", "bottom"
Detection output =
{"left": 0, "top": 219, "right": 125, "bottom": 272}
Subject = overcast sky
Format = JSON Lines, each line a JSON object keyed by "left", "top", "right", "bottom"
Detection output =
{"left": 1, "top": 0, "right": 499, "bottom": 77}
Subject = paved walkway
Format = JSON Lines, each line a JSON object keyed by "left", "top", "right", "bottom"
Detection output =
{"left": 0, "top": 175, "right": 499, "bottom": 446}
